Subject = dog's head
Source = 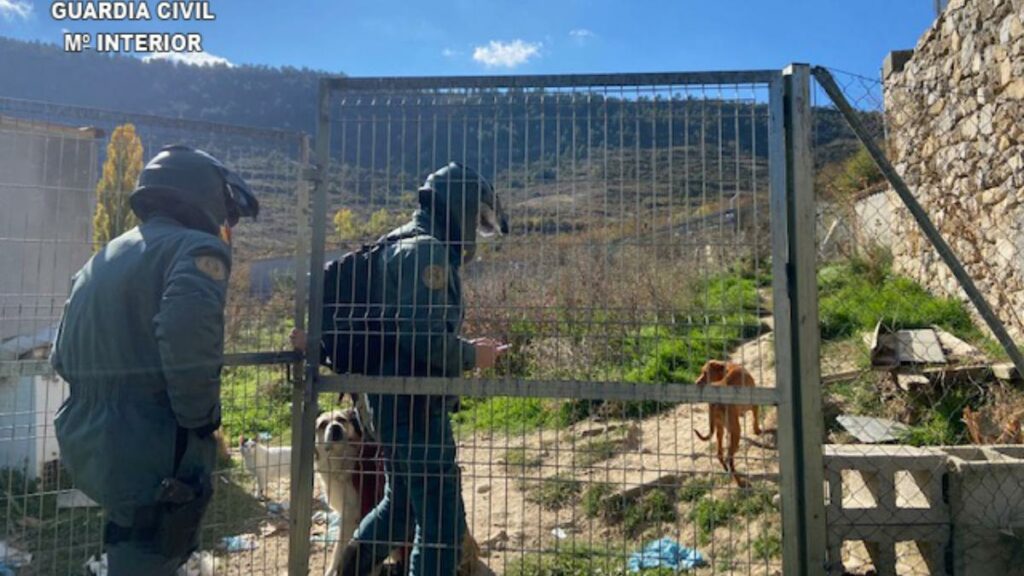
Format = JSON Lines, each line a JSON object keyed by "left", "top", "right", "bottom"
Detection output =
{"left": 695, "top": 360, "right": 730, "bottom": 386}
{"left": 313, "top": 409, "right": 362, "bottom": 470}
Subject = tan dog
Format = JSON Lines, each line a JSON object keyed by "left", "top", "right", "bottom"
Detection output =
{"left": 694, "top": 360, "right": 763, "bottom": 486}
{"left": 314, "top": 409, "right": 480, "bottom": 576}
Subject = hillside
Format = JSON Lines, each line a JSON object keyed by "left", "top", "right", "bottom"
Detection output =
{"left": 0, "top": 37, "right": 326, "bottom": 131}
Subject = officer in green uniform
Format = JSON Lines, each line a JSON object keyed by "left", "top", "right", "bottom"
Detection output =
{"left": 333, "top": 162, "right": 509, "bottom": 576}
{"left": 51, "top": 145, "right": 258, "bottom": 576}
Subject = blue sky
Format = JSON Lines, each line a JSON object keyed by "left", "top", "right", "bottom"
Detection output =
{"left": 1, "top": 0, "right": 937, "bottom": 77}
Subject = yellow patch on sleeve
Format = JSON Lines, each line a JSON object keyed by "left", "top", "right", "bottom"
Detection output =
{"left": 422, "top": 264, "right": 448, "bottom": 291}
{"left": 195, "top": 255, "right": 228, "bottom": 282}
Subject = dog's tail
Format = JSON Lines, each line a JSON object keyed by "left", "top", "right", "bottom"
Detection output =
{"left": 693, "top": 427, "right": 712, "bottom": 441}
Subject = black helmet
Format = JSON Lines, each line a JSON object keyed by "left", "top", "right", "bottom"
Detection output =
{"left": 130, "top": 145, "right": 259, "bottom": 235}
{"left": 418, "top": 162, "right": 509, "bottom": 264}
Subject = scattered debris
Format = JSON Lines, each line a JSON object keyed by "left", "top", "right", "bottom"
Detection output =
{"left": 220, "top": 534, "right": 259, "bottom": 553}
{"left": 56, "top": 489, "right": 99, "bottom": 509}
{"left": 85, "top": 551, "right": 218, "bottom": 576}
{"left": 933, "top": 328, "right": 984, "bottom": 362}
{"left": 311, "top": 510, "right": 341, "bottom": 543}
{"left": 480, "top": 530, "right": 509, "bottom": 555}
{"left": 993, "top": 363, "right": 1021, "bottom": 382}
{"left": 867, "top": 324, "right": 946, "bottom": 367}
{"left": 477, "top": 484, "right": 491, "bottom": 494}
{"left": 895, "top": 373, "right": 930, "bottom": 393}
{"left": 627, "top": 538, "right": 705, "bottom": 572}
{"left": 837, "top": 415, "right": 909, "bottom": 444}
{"left": 266, "top": 500, "right": 289, "bottom": 515}
{"left": 963, "top": 406, "right": 1024, "bottom": 445}
{"left": 550, "top": 527, "right": 568, "bottom": 540}
{"left": 0, "top": 541, "right": 32, "bottom": 568}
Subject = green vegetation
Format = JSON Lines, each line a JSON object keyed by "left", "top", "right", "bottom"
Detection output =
{"left": 583, "top": 484, "right": 678, "bottom": 538}
{"left": 503, "top": 545, "right": 680, "bottom": 576}
{"left": 505, "top": 446, "right": 545, "bottom": 469}
{"left": 524, "top": 475, "right": 582, "bottom": 510}
{"left": 752, "top": 530, "right": 782, "bottom": 562}
{"left": 92, "top": 123, "right": 142, "bottom": 250}
{"left": 677, "top": 477, "right": 715, "bottom": 503}
{"left": 458, "top": 271, "right": 765, "bottom": 435}
{"left": 818, "top": 251, "right": 976, "bottom": 341}
{"left": 689, "top": 486, "right": 775, "bottom": 545}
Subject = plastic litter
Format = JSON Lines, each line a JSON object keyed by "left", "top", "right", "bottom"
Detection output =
{"left": 267, "top": 500, "right": 290, "bottom": 515}
{"left": 85, "top": 551, "right": 218, "bottom": 576}
{"left": 310, "top": 510, "right": 341, "bottom": 543}
{"left": 627, "top": 538, "right": 705, "bottom": 572}
{"left": 220, "top": 534, "right": 259, "bottom": 552}
{"left": 0, "top": 541, "right": 31, "bottom": 568}
{"left": 550, "top": 527, "right": 568, "bottom": 540}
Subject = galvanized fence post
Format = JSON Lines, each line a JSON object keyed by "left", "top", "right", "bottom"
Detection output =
{"left": 287, "top": 132, "right": 314, "bottom": 575}
{"left": 771, "top": 63, "right": 827, "bottom": 575}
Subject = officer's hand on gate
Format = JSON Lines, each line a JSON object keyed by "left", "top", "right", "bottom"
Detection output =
{"left": 471, "top": 337, "right": 509, "bottom": 370}
{"left": 290, "top": 328, "right": 307, "bottom": 352}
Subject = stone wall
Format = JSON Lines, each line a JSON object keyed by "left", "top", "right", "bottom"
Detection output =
{"left": 883, "top": 0, "right": 1024, "bottom": 339}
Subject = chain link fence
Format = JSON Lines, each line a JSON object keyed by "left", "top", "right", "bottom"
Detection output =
{"left": 0, "top": 97, "right": 307, "bottom": 575}
{"left": 811, "top": 16, "right": 1024, "bottom": 571}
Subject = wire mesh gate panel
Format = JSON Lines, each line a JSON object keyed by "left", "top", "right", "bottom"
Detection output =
{"left": 811, "top": 58, "right": 1024, "bottom": 576}
{"left": 295, "top": 70, "right": 824, "bottom": 575}
{"left": 0, "top": 98, "right": 307, "bottom": 575}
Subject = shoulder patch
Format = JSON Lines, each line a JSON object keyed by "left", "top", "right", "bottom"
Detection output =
{"left": 422, "top": 264, "right": 448, "bottom": 291}
{"left": 195, "top": 255, "right": 228, "bottom": 282}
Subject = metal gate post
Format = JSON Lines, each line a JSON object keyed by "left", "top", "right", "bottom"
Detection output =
{"left": 288, "top": 84, "right": 331, "bottom": 576}
{"left": 770, "top": 63, "right": 827, "bottom": 575}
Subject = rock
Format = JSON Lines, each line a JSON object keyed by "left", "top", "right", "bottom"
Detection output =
{"left": 481, "top": 530, "right": 509, "bottom": 552}
{"left": 1000, "top": 14, "right": 1023, "bottom": 43}
{"left": 982, "top": 187, "right": 1008, "bottom": 205}
{"left": 993, "top": 363, "right": 1021, "bottom": 381}
{"left": 1004, "top": 79, "right": 1024, "bottom": 99}
{"left": 476, "top": 484, "right": 491, "bottom": 495}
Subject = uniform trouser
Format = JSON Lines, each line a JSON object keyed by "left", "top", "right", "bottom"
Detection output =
{"left": 352, "top": 394, "right": 466, "bottom": 576}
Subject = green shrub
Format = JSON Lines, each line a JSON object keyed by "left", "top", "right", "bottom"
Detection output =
{"left": 752, "top": 530, "right": 782, "bottom": 561}
{"left": 622, "top": 488, "right": 677, "bottom": 538}
{"left": 505, "top": 446, "right": 545, "bottom": 469}
{"left": 525, "top": 475, "right": 582, "bottom": 510}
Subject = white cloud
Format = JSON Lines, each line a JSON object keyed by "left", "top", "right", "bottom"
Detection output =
{"left": 142, "top": 51, "right": 233, "bottom": 68}
{"left": 0, "top": 0, "right": 32, "bottom": 21}
{"left": 472, "top": 39, "right": 541, "bottom": 69}
{"left": 569, "top": 28, "right": 596, "bottom": 44}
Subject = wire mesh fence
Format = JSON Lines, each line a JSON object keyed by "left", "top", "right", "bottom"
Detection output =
{"left": 0, "top": 98, "right": 306, "bottom": 575}
{"left": 812, "top": 48, "right": 1024, "bottom": 575}
{"left": 300, "top": 72, "right": 794, "bottom": 576}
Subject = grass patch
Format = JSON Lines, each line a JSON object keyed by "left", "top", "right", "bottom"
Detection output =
{"left": 689, "top": 485, "right": 776, "bottom": 545}
{"left": 505, "top": 447, "right": 545, "bottom": 469}
{"left": 677, "top": 477, "right": 715, "bottom": 503}
{"left": 221, "top": 364, "right": 292, "bottom": 441}
{"left": 524, "top": 474, "right": 582, "bottom": 510}
{"left": 453, "top": 397, "right": 565, "bottom": 435}
{"left": 503, "top": 544, "right": 680, "bottom": 576}
{"left": 582, "top": 484, "right": 678, "bottom": 538}
{"left": 752, "top": 530, "right": 782, "bottom": 561}
{"left": 818, "top": 256, "right": 977, "bottom": 342}
{"left": 622, "top": 488, "right": 677, "bottom": 538}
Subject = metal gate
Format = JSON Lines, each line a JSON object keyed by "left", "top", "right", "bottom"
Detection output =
{"left": 290, "top": 66, "right": 825, "bottom": 575}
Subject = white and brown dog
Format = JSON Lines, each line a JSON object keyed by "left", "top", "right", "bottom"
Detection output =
{"left": 313, "top": 408, "right": 480, "bottom": 576}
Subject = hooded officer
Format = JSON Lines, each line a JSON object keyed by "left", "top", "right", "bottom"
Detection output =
{"left": 51, "top": 145, "right": 258, "bottom": 575}
{"left": 330, "top": 162, "right": 509, "bottom": 576}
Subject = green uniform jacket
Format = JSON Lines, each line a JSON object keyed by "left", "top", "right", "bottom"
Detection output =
{"left": 374, "top": 212, "right": 476, "bottom": 379}
{"left": 51, "top": 216, "right": 229, "bottom": 525}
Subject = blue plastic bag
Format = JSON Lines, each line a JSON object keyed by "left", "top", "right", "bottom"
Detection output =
{"left": 627, "top": 538, "right": 705, "bottom": 572}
